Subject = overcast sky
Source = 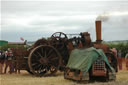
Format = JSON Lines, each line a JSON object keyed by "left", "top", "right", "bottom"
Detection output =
{"left": 1, "top": 0, "right": 128, "bottom": 42}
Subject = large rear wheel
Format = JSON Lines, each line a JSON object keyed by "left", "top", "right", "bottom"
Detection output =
{"left": 28, "top": 45, "right": 62, "bottom": 76}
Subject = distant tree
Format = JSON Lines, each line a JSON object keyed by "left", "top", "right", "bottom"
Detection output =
{"left": 0, "top": 44, "right": 27, "bottom": 51}
{"left": 107, "top": 42, "right": 128, "bottom": 57}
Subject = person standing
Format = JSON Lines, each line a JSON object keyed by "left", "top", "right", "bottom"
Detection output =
{"left": 4, "top": 50, "right": 9, "bottom": 74}
{"left": 118, "top": 50, "right": 122, "bottom": 70}
{"left": 111, "top": 48, "right": 117, "bottom": 57}
{"left": 125, "top": 51, "right": 128, "bottom": 70}
{"left": 4, "top": 48, "right": 14, "bottom": 74}
{"left": 0, "top": 51, "right": 5, "bottom": 74}
{"left": 111, "top": 48, "right": 118, "bottom": 72}
{"left": 7, "top": 48, "right": 14, "bottom": 74}
{"left": 8, "top": 48, "right": 14, "bottom": 73}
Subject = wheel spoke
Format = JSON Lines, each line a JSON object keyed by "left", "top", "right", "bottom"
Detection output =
{"left": 31, "top": 57, "right": 40, "bottom": 63}
{"left": 47, "top": 49, "right": 54, "bottom": 57}
{"left": 48, "top": 55, "right": 55, "bottom": 59}
{"left": 44, "top": 49, "right": 47, "bottom": 58}
{"left": 37, "top": 65, "right": 43, "bottom": 74}
{"left": 50, "top": 57, "right": 59, "bottom": 61}
{"left": 31, "top": 53, "right": 41, "bottom": 62}
{"left": 36, "top": 52, "right": 43, "bottom": 58}
{"left": 33, "top": 53, "right": 39, "bottom": 58}
{"left": 33, "top": 64, "right": 41, "bottom": 70}
{"left": 39, "top": 65, "right": 43, "bottom": 71}
{"left": 41, "top": 48, "right": 44, "bottom": 57}
{"left": 32, "top": 63, "right": 38, "bottom": 66}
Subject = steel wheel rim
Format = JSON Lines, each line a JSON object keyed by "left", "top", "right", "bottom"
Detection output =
{"left": 28, "top": 45, "right": 62, "bottom": 76}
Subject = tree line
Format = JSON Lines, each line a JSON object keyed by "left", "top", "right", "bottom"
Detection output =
{"left": 107, "top": 42, "right": 128, "bottom": 57}
{"left": 0, "top": 42, "right": 128, "bottom": 57}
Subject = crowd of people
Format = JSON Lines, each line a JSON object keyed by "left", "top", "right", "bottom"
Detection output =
{"left": 0, "top": 48, "right": 14, "bottom": 74}
{"left": 117, "top": 49, "right": 128, "bottom": 70}
{"left": 111, "top": 48, "right": 128, "bottom": 70}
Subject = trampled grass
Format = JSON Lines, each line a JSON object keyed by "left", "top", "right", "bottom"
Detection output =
{"left": 0, "top": 63, "right": 128, "bottom": 85}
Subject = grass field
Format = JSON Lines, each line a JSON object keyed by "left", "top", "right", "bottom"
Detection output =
{"left": 1, "top": 63, "right": 128, "bottom": 85}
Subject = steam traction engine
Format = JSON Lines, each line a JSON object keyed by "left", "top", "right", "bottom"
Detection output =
{"left": 64, "top": 21, "right": 117, "bottom": 81}
{"left": 27, "top": 32, "right": 91, "bottom": 76}
{"left": 12, "top": 21, "right": 117, "bottom": 81}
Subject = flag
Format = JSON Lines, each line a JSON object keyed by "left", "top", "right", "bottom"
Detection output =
{"left": 20, "top": 37, "right": 24, "bottom": 41}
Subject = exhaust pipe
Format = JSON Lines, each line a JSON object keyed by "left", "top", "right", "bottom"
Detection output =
{"left": 95, "top": 20, "right": 102, "bottom": 43}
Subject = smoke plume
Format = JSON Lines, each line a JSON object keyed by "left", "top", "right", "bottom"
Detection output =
{"left": 96, "top": 12, "right": 110, "bottom": 22}
{"left": 96, "top": 11, "right": 128, "bottom": 22}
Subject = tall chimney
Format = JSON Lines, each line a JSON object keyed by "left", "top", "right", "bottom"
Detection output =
{"left": 95, "top": 20, "right": 102, "bottom": 42}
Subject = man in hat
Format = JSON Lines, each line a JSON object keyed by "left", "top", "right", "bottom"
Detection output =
{"left": 4, "top": 48, "right": 14, "bottom": 74}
